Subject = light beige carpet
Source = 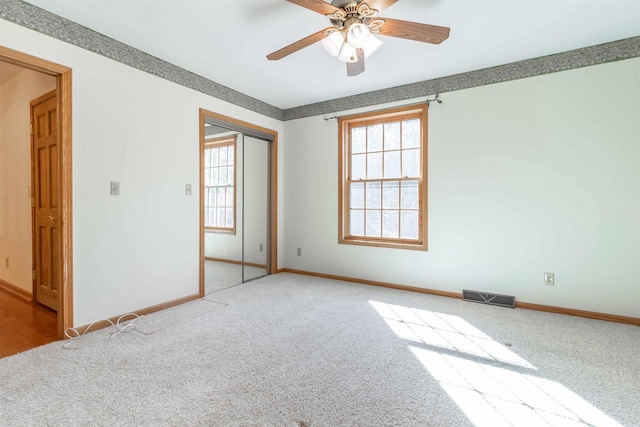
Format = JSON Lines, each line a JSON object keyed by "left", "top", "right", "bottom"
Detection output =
{"left": 1, "top": 273, "right": 638, "bottom": 426}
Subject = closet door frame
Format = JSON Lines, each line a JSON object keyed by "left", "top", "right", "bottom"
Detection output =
{"left": 199, "top": 109, "right": 278, "bottom": 297}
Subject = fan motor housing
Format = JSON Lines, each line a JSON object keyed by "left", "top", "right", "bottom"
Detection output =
{"left": 329, "top": 1, "right": 377, "bottom": 28}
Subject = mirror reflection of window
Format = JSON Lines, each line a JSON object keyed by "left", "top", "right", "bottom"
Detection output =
{"left": 204, "top": 135, "right": 237, "bottom": 234}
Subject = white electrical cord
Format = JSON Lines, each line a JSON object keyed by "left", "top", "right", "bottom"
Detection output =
{"left": 63, "top": 313, "right": 143, "bottom": 349}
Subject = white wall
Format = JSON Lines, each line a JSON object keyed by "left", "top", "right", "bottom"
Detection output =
{"left": 205, "top": 135, "right": 269, "bottom": 266}
{"left": 0, "top": 67, "right": 56, "bottom": 293}
{"left": 0, "top": 19, "right": 284, "bottom": 326}
{"left": 283, "top": 58, "right": 640, "bottom": 318}
{"left": 2, "top": 18, "right": 637, "bottom": 322}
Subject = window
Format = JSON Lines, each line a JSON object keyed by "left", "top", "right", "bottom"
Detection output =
{"left": 339, "top": 104, "right": 428, "bottom": 250}
{"left": 204, "top": 135, "right": 236, "bottom": 233}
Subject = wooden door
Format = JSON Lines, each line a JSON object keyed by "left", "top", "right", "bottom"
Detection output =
{"left": 31, "top": 90, "right": 59, "bottom": 311}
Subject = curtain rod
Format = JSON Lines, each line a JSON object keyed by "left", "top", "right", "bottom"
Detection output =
{"left": 322, "top": 94, "right": 443, "bottom": 121}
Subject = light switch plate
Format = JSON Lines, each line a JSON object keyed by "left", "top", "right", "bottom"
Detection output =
{"left": 110, "top": 181, "right": 120, "bottom": 196}
{"left": 185, "top": 183, "right": 192, "bottom": 196}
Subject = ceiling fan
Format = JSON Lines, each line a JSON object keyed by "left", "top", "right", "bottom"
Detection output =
{"left": 266, "top": 0, "right": 450, "bottom": 76}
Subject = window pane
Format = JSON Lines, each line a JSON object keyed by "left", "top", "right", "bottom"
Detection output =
{"left": 228, "top": 146, "right": 234, "bottom": 165}
{"left": 212, "top": 168, "right": 219, "bottom": 186}
{"left": 366, "top": 181, "right": 381, "bottom": 209}
{"left": 208, "top": 187, "right": 216, "bottom": 207}
{"left": 216, "top": 207, "right": 225, "bottom": 227}
{"left": 212, "top": 148, "right": 219, "bottom": 167}
{"left": 228, "top": 166, "right": 234, "bottom": 185}
{"left": 401, "top": 180, "right": 419, "bottom": 209}
{"left": 365, "top": 209, "right": 381, "bottom": 237}
{"left": 383, "top": 210, "right": 400, "bottom": 238}
{"left": 352, "top": 127, "right": 367, "bottom": 154}
{"left": 368, "top": 124, "right": 383, "bottom": 152}
{"left": 402, "top": 119, "right": 420, "bottom": 149}
{"left": 219, "top": 166, "right": 228, "bottom": 185}
{"left": 350, "top": 209, "right": 364, "bottom": 236}
{"left": 384, "top": 151, "right": 401, "bottom": 178}
{"left": 402, "top": 149, "right": 420, "bottom": 178}
{"left": 205, "top": 168, "right": 211, "bottom": 187}
{"left": 204, "top": 149, "right": 211, "bottom": 168}
{"left": 352, "top": 154, "right": 366, "bottom": 180}
{"left": 400, "top": 210, "right": 419, "bottom": 240}
{"left": 219, "top": 146, "right": 228, "bottom": 166}
{"left": 350, "top": 182, "right": 365, "bottom": 209}
{"left": 226, "top": 187, "right": 234, "bottom": 207}
{"left": 208, "top": 207, "right": 214, "bottom": 227}
{"left": 217, "top": 187, "right": 226, "bottom": 206}
{"left": 367, "top": 152, "right": 383, "bottom": 179}
{"left": 226, "top": 208, "right": 234, "bottom": 228}
{"left": 383, "top": 181, "right": 399, "bottom": 209}
{"left": 384, "top": 122, "right": 401, "bottom": 150}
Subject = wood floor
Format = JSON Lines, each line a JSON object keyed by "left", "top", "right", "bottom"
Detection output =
{"left": 0, "top": 288, "right": 58, "bottom": 358}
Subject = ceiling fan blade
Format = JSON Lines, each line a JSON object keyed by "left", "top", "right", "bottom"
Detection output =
{"left": 267, "top": 28, "right": 334, "bottom": 60}
{"left": 378, "top": 18, "right": 450, "bottom": 44}
{"left": 346, "top": 49, "right": 365, "bottom": 77}
{"left": 286, "top": 0, "right": 340, "bottom": 15}
{"left": 362, "top": 0, "right": 398, "bottom": 13}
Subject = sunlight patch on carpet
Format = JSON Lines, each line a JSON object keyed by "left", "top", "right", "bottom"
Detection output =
{"left": 370, "top": 300, "right": 623, "bottom": 427}
{"left": 369, "top": 301, "right": 533, "bottom": 369}
{"left": 411, "top": 347, "right": 622, "bottom": 427}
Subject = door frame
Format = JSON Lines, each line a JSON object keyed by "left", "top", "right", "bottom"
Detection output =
{"left": 0, "top": 46, "right": 73, "bottom": 338}
{"left": 199, "top": 108, "right": 278, "bottom": 297}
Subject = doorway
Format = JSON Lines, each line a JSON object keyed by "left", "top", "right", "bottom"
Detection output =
{"left": 199, "top": 109, "right": 278, "bottom": 296}
{"left": 0, "top": 46, "right": 72, "bottom": 339}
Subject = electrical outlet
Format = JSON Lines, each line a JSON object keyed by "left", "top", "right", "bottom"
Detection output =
{"left": 259, "top": 243, "right": 264, "bottom": 252}
{"left": 544, "top": 272, "right": 555, "bottom": 286}
{"left": 185, "top": 183, "right": 192, "bottom": 196}
{"left": 297, "top": 247, "right": 302, "bottom": 256}
{"left": 110, "top": 181, "right": 120, "bottom": 196}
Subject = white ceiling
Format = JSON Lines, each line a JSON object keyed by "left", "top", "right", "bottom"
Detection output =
{"left": 22, "top": 0, "right": 640, "bottom": 110}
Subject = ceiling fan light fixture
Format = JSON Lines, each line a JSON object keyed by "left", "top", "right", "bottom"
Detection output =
{"left": 267, "top": 0, "right": 451, "bottom": 76}
{"left": 337, "top": 42, "right": 358, "bottom": 63}
{"left": 362, "top": 34, "right": 383, "bottom": 58}
{"left": 346, "top": 23, "right": 371, "bottom": 48}
{"left": 321, "top": 30, "right": 344, "bottom": 57}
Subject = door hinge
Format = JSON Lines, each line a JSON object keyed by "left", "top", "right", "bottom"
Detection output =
{"left": 32, "top": 198, "right": 35, "bottom": 207}
{"left": 32, "top": 270, "right": 36, "bottom": 280}
{"left": 30, "top": 122, "right": 33, "bottom": 134}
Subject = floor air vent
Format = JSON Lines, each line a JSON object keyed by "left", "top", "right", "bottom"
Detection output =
{"left": 462, "top": 290, "right": 515, "bottom": 308}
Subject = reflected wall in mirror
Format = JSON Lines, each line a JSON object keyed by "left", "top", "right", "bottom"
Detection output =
{"left": 243, "top": 136, "right": 269, "bottom": 282}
